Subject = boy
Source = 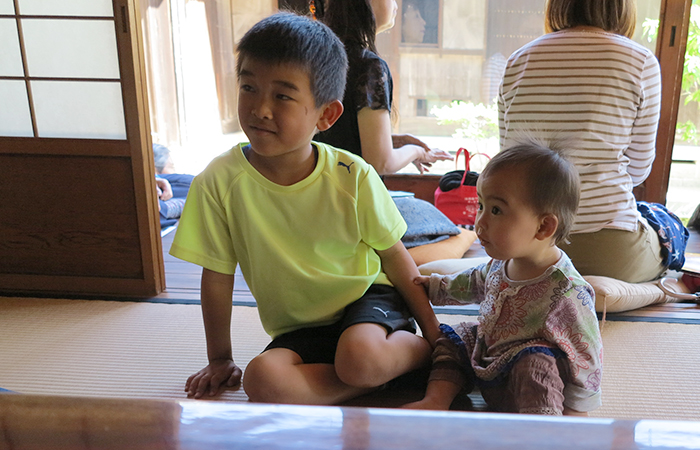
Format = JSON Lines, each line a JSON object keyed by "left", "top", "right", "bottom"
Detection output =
{"left": 406, "top": 141, "right": 603, "bottom": 415}
{"left": 170, "top": 12, "right": 440, "bottom": 405}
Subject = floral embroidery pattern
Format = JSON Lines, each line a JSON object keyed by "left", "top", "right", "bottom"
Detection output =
{"left": 517, "top": 279, "right": 550, "bottom": 303}
{"left": 491, "top": 295, "right": 529, "bottom": 341}
{"left": 585, "top": 369, "right": 602, "bottom": 391}
{"left": 575, "top": 285, "right": 595, "bottom": 311}
{"left": 545, "top": 326, "right": 592, "bottom": 377}
{"left": 547, "top": 296, "right": 578, "bottom": 329}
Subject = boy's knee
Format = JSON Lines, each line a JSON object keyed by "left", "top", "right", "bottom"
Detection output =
{"left": 335, "top": 336, "right": 385, "bottom": 388}
{"left": 243, "top": 353, "right": 293, "bottom": 403}
{"left": 335, "top": 324, "right": 428, "bottom": 388}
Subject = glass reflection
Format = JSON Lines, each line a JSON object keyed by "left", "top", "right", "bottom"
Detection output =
{"left": 635, "top": 420, "right": 700, "bottom": 449}
{"left": 401, "top": 0, "right": 438, "bottom": 45}
{"left": 179, "top": 402, "right": 344, "bottom": 448}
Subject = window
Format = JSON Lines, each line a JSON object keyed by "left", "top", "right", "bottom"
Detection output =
{"left": 140, "top": 0, "right": 689, "bottom": 215}
{"left": 377, "top": 0, "right": 662, "bottom": 175}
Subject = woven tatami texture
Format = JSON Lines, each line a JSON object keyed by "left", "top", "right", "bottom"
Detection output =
{"left": 1, "top": 298, "right": 698, "bottom": 420}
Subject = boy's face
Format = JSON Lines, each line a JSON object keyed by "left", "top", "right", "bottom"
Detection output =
{"left": 474, "top": 167, "right": 547, "bottom": 261}
{"left": 237, "top": 57, "right": 329, "bottom": 161}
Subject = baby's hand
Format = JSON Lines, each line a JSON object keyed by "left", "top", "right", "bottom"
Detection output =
{"left": 414, "top": 275, "right": 430, "bottom": 290}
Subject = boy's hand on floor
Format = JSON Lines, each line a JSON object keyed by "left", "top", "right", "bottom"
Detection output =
{"left": 185, "top": 358, "right": 242, "bottom": 399}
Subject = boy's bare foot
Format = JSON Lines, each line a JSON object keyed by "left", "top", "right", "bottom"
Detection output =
{"left": 402, "top": 397, "right": 451, "bottom": 410}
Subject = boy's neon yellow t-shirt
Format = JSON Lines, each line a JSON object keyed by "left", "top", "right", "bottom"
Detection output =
{"left": 170, "top": 142, "right": 407, "bottom": 338}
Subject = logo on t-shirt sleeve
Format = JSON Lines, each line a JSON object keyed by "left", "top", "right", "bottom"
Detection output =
{"left": 337, "top": 161, "right": 354, "bottom": 174}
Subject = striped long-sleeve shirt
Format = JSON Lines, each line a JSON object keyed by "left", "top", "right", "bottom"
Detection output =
{"left": 498, "top": 29, "right": 661, "bottom": 234}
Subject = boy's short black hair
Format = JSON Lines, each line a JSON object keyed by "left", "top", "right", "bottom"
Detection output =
{"left": 481, "top": 138, "right": 581, "bottom": 245}
{"left": 236, "top": 12, "right": 348, "bottom": 108}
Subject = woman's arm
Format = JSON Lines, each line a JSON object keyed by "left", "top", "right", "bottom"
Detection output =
{"left": 358, "top": 107, "right": 424, "bottom": 175}
{"left": 357, "top": 108, "right": 452, "bottom": 174}
{"left": 626, "top": 53, "right": 662, "bottom": 186}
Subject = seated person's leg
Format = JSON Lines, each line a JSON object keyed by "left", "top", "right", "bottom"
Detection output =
{"left": 160, "top": 198, "right": 186, "bottom": 220}
{"left": 334, "top": 285, "right": 431, "bottom": 388}
{"left": 243, "top": 323, "right": 372, "bottom": 405}
{"left": 407, "top": 228, "right": 478, "bottom": 266}
{"left": 507, "top": 352, "right": 567, "bottom": 415}
{"left": 561, "top": 218, "right": 665, "bottom": 283}
{"left": 403, "top": 323, "right": 476, "bottom": 410}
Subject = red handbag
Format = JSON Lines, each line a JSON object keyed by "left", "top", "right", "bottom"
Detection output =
{"left": 434, "top": 148, "right": 490, "bottom": 226}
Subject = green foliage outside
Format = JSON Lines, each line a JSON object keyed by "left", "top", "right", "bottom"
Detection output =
{"left": 430, "top": 101, "right": 499, "bottom": 142}
{"left": 644, "top": 1, "right": 700, "bottom": 144}
{"left": 436, "top": 7, "right": 700, "bottom": 147}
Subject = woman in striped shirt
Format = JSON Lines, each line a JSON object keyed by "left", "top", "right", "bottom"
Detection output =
{"left": 498, "top": 0, "right": 665, "bottom": 283}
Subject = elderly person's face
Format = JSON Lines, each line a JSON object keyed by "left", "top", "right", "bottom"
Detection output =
{"left": 402, "top": 3, "right": 425, "bottom": 43}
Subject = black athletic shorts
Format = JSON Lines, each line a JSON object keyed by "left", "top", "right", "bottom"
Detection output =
{"left": 262, "top": 284, "right": 417, "bottom": 364}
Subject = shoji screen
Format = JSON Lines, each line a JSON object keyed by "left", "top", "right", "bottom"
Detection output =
{"left": 0, "top": 0, "right": 164, "bottom": 298}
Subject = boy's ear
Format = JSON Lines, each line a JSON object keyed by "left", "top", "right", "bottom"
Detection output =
{"left": 535, "top": 213, "right": 558, "bottom": 241}
{"left": 316, "top": 100, "right": 344, "bottom": 132}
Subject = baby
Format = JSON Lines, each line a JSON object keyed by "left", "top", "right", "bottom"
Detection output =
{"left": 407, "top": 140, "right": 603, "bottom": 415}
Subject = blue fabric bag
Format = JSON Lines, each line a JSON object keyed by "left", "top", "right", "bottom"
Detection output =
{"left": 637, "top": 201, "right": 689, "bottom": 271}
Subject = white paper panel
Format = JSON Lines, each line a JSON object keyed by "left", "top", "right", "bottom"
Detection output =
{"left": 17, "top": 0, "right": 113, "bottom": 17}
{"left": 0, "top": 0, "right": 15, "bottom": 15}
{"left": 0, "top": 19, "right": 24, "bottom": 76}
{"left": 23, "top": 19, "right": 120, "bottom": 79}
{"left": 32, "top": 80, "right": 126, "bottom": 139}
{"left": 0, "top": 80, "right": 33, "bottom": 137}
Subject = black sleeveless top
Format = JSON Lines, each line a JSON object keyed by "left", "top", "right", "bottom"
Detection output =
{"left": 315, "top": 46, "right": 393, "bottom": 157}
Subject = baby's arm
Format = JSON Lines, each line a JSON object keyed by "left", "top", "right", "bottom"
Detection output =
{"left": 422, "top": 264, "right": 489, "bottom": 306}
{"left": 185, "top": 268, "right": 242, "bottom": 399}
{"left": 377, "top": 241, "right": 442, "bottom": 346}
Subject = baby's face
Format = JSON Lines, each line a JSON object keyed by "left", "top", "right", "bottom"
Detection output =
{"left": 474, "top": 168, "right": 544, "bottom": 261}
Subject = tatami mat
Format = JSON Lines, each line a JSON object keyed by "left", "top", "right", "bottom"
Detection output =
{"left": 1, "top": 297, "right": 699, "bottom": 420}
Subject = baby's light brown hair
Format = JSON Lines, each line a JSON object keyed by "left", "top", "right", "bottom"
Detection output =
{"left": 480, "top": 139, "right": 580, "bottom": 245}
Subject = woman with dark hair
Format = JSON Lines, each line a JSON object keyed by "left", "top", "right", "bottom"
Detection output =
{"left": 316, "top": 0, "right": 451, "bottom": 175}
{"left": 499, "top": 0, "right": 670, "bottom": 283}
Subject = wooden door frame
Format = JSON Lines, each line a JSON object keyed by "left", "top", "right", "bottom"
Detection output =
{"left": 641, "top": 0, "right": 693, "bottom": 204}
{"left": 119, "top": 0, "right": 165, "bottom": 296}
